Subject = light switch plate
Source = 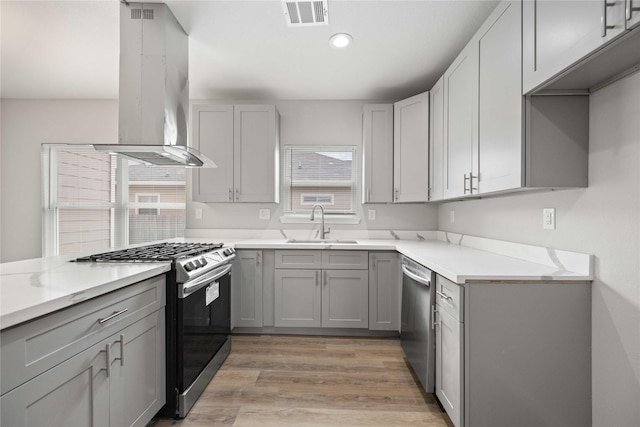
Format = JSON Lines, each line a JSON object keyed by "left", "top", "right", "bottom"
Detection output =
{"left": 368, "top": 209, "right": 376, "bottom": 220}
{"left": 259, "top": 209, "right": 270, "bottom": 220}
{"left": 195, "top": 208, "right": 202, "bottom": 220}
{"left": 449, "top": 210, "right": 455, "bottom": 223}
{"left": 543, "top": 208, "right": 555, "bottom": 230}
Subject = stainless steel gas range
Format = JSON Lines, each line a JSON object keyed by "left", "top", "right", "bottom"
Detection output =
{"left": 76, "top": 242, "right": 236, "bottom": 418}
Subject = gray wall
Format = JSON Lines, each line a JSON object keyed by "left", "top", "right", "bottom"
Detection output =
{"left": 438, "top": 72, "right": 640, "bottom": 426}
{"left": 186, "top": 100, "right": 437, "bottom": 233}
{"left": 0, "top": 99, "right": 435, "bottom": 262}
{"left": 0, "top": 99, "right": 119, "bottom": 262}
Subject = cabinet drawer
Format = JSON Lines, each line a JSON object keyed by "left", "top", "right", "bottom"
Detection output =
{"left": 1, "top": 275, "right": 166, "bottom": 395}
{"left": 436, "top": 275, "right": 463, "bottom": 322}
{"left": 275, "top": 250, "right": 322, "bottom": 269}
{"left": 322, "top": 251, "right": 368, "bottom": 269}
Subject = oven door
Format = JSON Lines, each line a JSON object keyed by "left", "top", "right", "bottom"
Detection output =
{"left": 176, "top": 263, "right": 232, "bottom": 417}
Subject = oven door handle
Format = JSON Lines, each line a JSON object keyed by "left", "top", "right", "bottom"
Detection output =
{"left": 180, "top": 263, "right": 233, "bottom": 299}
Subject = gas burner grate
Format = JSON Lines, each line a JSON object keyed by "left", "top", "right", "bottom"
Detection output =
{"left": 74, "top": 243, "right": 224, "bottom": 262}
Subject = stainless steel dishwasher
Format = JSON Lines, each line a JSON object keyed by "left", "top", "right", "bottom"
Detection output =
{"left": 400, "top": 256, "right": 436, "bottom": 392}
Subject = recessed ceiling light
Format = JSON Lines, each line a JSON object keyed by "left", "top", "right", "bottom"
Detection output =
{"left": 329, "top": 33, "right": 352, "bottom": 49}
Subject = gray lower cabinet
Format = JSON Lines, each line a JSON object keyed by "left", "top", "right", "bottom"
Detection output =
{"left": 434, "top": 275, "right": 591, "bottom": 427}
{"left": 274, "top": 250, "right": 369, "bottom": 329}
{"left": 435, "top": 276, "right": 464, "bottom": 427}
{"left": 274, "top": 269, "right": 321, "bottom": 327}
{"left": 0, "top": 276, "right": 166, "bottom": 427}
{"left": 368, "top": 252, "right": 401, "bottom": 331}
{"left": 232, "top": 250, "right": 264, "bottom": 328}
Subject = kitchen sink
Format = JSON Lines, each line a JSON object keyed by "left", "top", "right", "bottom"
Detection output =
{"left": 286, "top": 239, "right": 358, "bottom": 244}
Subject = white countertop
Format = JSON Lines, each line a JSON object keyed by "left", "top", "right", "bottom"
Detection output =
{"left": 0, "top": 256, "right": 170, "bottom": 330}
{"left": 0, "top": 232, "right": 592, "bottom": 330}
{"left": 231, "top": 237, "right": 593, "bottom": 283}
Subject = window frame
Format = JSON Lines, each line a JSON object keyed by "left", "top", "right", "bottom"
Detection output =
{"left": 280, "top": 145, "right": 360, "bottom": 223}
{"left": 42, "top": 144, "right": 186, "bottom": 257}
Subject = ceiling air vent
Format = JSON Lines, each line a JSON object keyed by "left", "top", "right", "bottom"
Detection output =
{"left": 283, "top": 1, "right": 328, "bottom": 26}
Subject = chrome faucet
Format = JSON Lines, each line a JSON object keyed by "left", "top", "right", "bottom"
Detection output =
{"left": 310, "top": 204, "right": 330, "bottom": 240}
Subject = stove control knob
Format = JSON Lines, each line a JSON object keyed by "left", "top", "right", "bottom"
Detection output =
{"left": 193, "top": 259, "right": 202, "bottom": 268}
{"left": 200, "top": 257, "right": 208, "bottom": 266}
{"left": 184, "top": 262, "right": 195, "bottom": 272}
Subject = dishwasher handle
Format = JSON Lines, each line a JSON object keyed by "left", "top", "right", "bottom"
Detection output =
{"left": 401, "top": 263, "right": 431, "bottom": 286}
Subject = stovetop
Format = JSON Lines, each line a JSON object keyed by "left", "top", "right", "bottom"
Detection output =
{"left": 74, "top": 243, "right": 224, "bottom": 263}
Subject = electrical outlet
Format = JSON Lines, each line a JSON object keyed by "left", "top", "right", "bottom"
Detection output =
{"left": 259, "top": 209, "right": 270, "bottom": 220}
{"left": 449, "top": 210, "right": 455, "bottom": 223}
{"left": 543, "top": 208, "right": 555, "bottom": 230}
{"left": 195, "top": 208, "right": 202, "bottom": 220}
{"left": 368, "top": 209, "right": 376, "bottom": 220}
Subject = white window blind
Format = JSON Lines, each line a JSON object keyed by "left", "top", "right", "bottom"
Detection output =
{"left": 42, "top": 144, "right": 186, "bottom": 256}
{"left": 283, "top": 146, "right": 356, "bottom": 214}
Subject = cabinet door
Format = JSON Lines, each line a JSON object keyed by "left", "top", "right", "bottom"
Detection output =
{"left": 274, "top": 269, "right": 321, "bottom": 327}
{"left": 429, "top": 76, "right": 445, "bottom": 201}
{"left": 234, "top": 105, "right": 279, "bottom": 203}
{"left": 523, "top": 0, "right": 626, "bottom": 93}
{"left": 192, "top": 104, "right": 235, "bottom": 202}
{"left": 232, "top": 250, "right": 264, "bottom": 328}
{"left": 443, "top": 42, "right": 479, "bottom": 199}
{"left": 435, "top": 307, "right": 464, "bottom": 427}
{"left": 321, "top": 270, "right": 369, "bottom": 328}
{"left": 478, "top": 0, "right": 523, "bottom": 194}
{"left": 369, "top": 252, "right": 400, "bottom": 331}
{"left": 362, "top": 104, "right": 393, "bottom": 203}
{"left": 109, "top": 310, "right": 165, "bottom": 427}
{"left": 1, "top": 339, "right": 110, "bottom": 427}
{"left": 393, "top": 91, "right": 430, "bottom": 203}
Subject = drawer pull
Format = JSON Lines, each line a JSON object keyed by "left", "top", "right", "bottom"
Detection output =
{"left": 98, "top": 308, "right": 128, "bottom": 324}
{"left": 436, "top": 290, "right": 452, "bottom": 301}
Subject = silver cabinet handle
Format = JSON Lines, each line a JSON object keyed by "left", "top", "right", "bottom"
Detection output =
{"left": 98, "top": 308, "right": 128, "bottom": 324}
{"left": 432, "top": 305, "right": 439, "bottom": 330}
{"left": 256, "top": 251, "right": 261, "bottom": 267}
{"left": 315, "top": 270, "right": 319, "bottom": 286}
{"left": 119, "top": 334, "right": 125, "bottom": 367}
{"left": 602, "top": 0, "right": 617, "bottom": 36}
{"left": 228, "top": 188, "right": 233, "bottom": 201}
{"left": 105, "top": 343, "right": 112, "bottom": 377}
{"left": 436, "top": 290, "right": 452, "bottom": 301}
{"left": 394, "top": 188, "right": 399, "bottom": 201}
{"left": 627, "top": 0, "right": 640, "bottom": 19}
{"left": 463, "top": 174, "right": 470, "bottom": 194}
{"left": 470, "top": 172, "right": 478, "bottom": 193}
{"left": 235, "top": 188, "right": 240, "bottom": 201}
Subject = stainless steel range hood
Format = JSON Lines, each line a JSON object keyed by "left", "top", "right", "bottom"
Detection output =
{"left": 94, "top": 2, "right": 215, "bottom": 168}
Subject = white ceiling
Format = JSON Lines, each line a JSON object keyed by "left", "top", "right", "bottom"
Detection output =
{"left": 1, "top": 0, "right": 499, "bottom": 101}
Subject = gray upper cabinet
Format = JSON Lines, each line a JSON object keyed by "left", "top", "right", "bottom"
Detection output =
{"left": 523, "top": 0, "right": 627, "bottom": 94}
{"left": 393, "top": 91, "right": 430, "bottom": 203}
{"left": 477, "top": 0, "right": 523, "bottom": 194}
{"left": 443, "top": 42, "right": 478, "bottom": 199}
{"left": 429, "top": 76, "right": 445, "bottom": 201}
{"left": 192, "top": 104, "right": 280, "bottom": 203}
{"left": 362, "top": 104, "right": 394, "bottom": 204}
{"left": 441, "top": 0, "right": 588, "bottom": 200}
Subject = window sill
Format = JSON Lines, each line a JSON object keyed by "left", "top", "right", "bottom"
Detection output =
{"left": 279, "top": 214, "right": 361, "bottom": 225}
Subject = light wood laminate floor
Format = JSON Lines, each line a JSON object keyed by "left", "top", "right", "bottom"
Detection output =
{"left": 150, "top": 334, "right": 452, "bottom": 427}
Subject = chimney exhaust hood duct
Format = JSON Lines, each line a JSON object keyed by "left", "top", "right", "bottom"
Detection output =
{"left": 93, "top": 2, "right": 215, "bottom": 168}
